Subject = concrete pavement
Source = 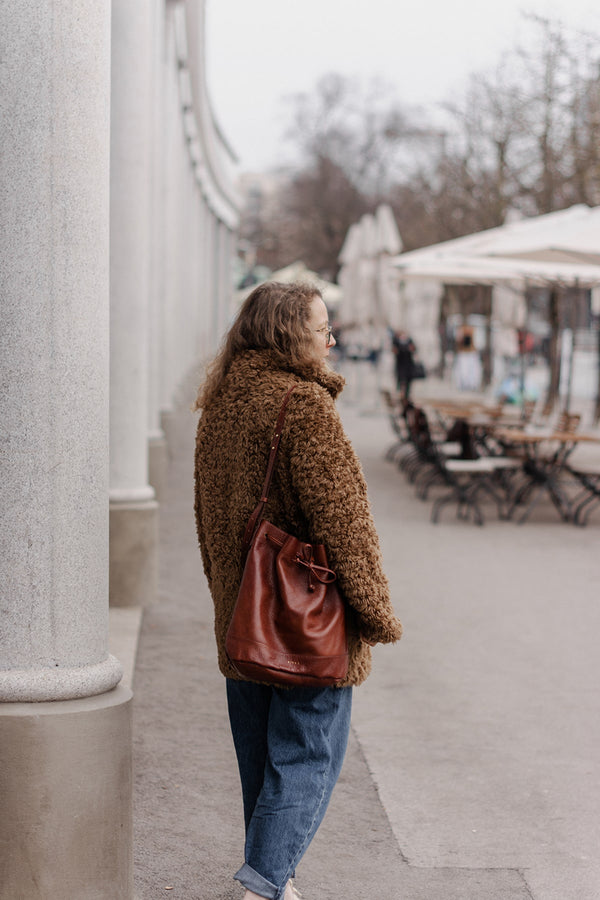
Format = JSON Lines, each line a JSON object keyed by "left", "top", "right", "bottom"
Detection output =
{"left": 349, "top": 402, "right": 600, "bottom": 900}
{"left": 119, "top": 392, "right": 600, "bottom": 900}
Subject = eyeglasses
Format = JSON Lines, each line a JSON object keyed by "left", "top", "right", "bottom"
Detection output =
{"left": 315, "top": 325, "right": 333, "bottom": 345}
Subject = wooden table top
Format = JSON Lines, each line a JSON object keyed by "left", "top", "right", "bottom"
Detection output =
{"left": 495, "top": 428, "right": 600, "bottom": 444}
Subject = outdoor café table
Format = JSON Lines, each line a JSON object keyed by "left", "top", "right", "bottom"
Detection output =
{"left": 422, "top": 401, "right": 510, "bottom": 448}
{"left": 425, "top": 407, "right": 524, "bottom": 457}
{"left": 494, "top": 428, "right": 600, "bottom": 524}
{"left": 423, "top": 399, "right": 491, "bottom": 421}
{"left": 424, "top": 400, "right": 523, "bottom": 430}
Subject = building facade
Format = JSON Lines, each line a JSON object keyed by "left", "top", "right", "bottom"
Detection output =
{"left": 0, "top": 1, "right": 238, "bottom": 896}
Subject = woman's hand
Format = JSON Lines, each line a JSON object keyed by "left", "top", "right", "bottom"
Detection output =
{"left": 360, "top": 614, "right": 403, "bottom": 646}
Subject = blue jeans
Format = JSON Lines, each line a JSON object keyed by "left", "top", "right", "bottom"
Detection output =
{"left": 226, "top": 679, "right": 353, "bottom": 900}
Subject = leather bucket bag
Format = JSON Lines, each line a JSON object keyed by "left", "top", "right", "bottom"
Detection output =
{"left": 225, "top": 385, "right": 349, "bottom": 687}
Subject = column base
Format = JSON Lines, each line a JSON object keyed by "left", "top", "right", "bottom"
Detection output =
{"left": 110, "top": 498, "right": 158, "bottom": 607}
{"left": 0, "top": 685, "right": 133, "bottom": 900}
{"left": 148, "top": 432, "right": 168, "bottom": 502}
{"left": 0, "top": 654, "right": 123, "bottom": 703}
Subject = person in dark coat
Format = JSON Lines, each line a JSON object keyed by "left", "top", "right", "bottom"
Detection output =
{"left": 391, "top": 329, "right": 417, "bottom": 399}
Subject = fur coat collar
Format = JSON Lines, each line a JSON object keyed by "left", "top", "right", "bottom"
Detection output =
{"left": 225, "top": 349, "right": 345, "bottom": 401}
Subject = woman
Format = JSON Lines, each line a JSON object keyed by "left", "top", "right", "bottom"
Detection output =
{"left": 193, "top": 281, "right": 402, "bottom": 900}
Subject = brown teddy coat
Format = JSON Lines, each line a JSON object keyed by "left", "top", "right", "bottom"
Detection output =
{"left": 194, "top": 349, "right": 402, "bottom": 687}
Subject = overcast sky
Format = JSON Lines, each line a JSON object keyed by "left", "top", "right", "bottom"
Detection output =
{"left": 205, "top": 0, "right": 600, "bottom": 173}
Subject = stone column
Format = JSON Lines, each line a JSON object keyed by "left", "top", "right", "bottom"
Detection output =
{"left": 226, "top": 227, "right": 237, "bottom": 328}
{"left": 109, "top": 0, "right": 159, "bottom": 607}
{"left": 196, "top": 195, "right": 211, "bottom": 364}
{"left": 211, "top": 214, "right": 222, "bottom": 349}
{"left": 182, "top": 175, "right": 201, "bottom": 402}
{"left": 181, "top": 165, "right": 199, "bottom": 392}
{"left": 0, "top": 3, "right": 133, "bottom": 897}
{"left": 161, "top": 14, "right": 183, "bottom": 418}
{"left": 196, "top": 197, "right": 209, "bottom": 363}
{"left": 216, "top": 221, "right": 233, "bottom": 345}
{"left": 148, "top": 0, "right": 168, "bottom": 501}
{"left": 205, "top": 210, "right": 217, "bottom": 351}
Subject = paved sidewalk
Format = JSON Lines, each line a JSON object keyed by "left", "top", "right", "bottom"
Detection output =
{"left": 128, "top": 394, "right": 600, "bottom": 900}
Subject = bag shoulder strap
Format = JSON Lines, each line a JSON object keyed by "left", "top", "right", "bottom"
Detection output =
{"left": 241, "top": 384, "right": 299, "bottom": 558}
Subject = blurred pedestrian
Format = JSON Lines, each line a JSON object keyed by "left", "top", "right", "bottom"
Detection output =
{"left": 391, "top": 329, "right": 417, "bottom": 400}
{"left": 454, "top": 325, "right": 482, "bottom": 391}
{"left": 193, "top": 281, "right": 402, "bottom": 900}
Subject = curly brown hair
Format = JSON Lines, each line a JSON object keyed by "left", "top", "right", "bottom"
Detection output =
{"left": 193, "top": 281, "right": 321, "bottom": 411}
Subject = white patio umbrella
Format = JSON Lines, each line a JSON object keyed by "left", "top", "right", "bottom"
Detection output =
{"left": 375, "top": 205, "right": 403, "bottom": 327}
{"left": 337, "top": 205, "right": 404, "bottom": 327}
{"left": 391, "top": 204, "right": 600, "bottom": 269}
{"left": 337, "top": 224, "right": 363, "bottom": 323}
{"left": 337, "top": 216, "right": 377, "bottom": 326}
{"left": 394, "top": 253, "right": 600, "bottom": 289}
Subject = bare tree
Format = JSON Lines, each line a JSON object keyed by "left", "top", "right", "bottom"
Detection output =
{"left": 441, "top": 58, "right": 531, "bottom": 221}
{"left": 563, "top": 46, "right": 600, "bottom": 206}
{"left": 284, "top": 73, "right": 419, "bottom": 197}
{"left": 509, "top": 15, "right": 600, "bottom": 212}
{"left": 240, "top": 74, "right": 428, "bottom": 277}
{"left": 239, "top": 16, "right": 600, "bottom": 274}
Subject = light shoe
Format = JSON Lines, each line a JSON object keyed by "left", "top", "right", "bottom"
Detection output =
{"left": 243, "top": 882, "right": 302, "bottom": 900}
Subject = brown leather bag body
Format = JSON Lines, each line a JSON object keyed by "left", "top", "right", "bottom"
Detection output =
{"left": 225, "top": 385, "right": 349, "bottom": 687}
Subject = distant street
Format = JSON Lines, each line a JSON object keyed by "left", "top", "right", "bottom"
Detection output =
{"left": 132, "top": 393, "right": 600, "bottom": 900}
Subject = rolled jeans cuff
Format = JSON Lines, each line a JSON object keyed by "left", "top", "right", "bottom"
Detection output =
{"left": 234, "top": 862, "right": 282, "bottom": 899}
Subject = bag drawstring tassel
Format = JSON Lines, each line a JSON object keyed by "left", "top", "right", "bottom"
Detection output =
{"left": 294, "top": 553, "right": 337, "bottom": 591}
